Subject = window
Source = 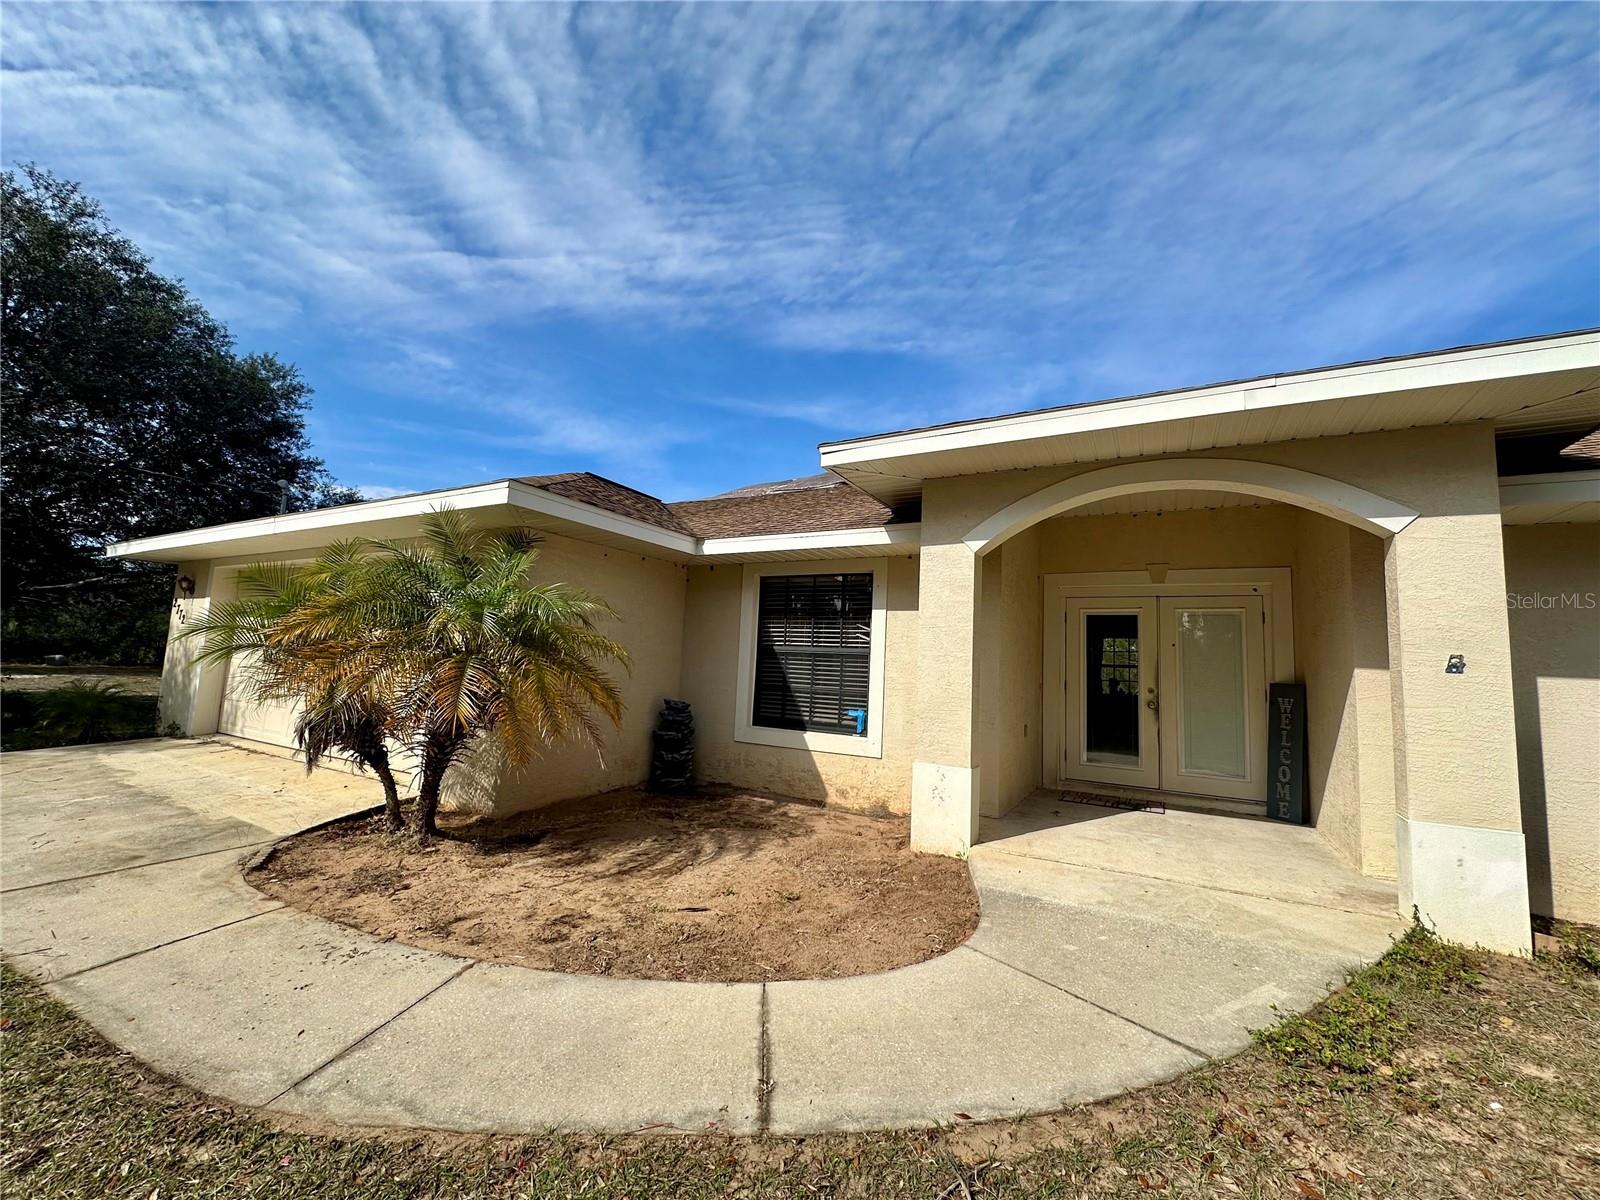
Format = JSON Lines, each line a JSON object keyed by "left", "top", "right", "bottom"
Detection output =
{"left": 735, "top": 559, "right": 887, "bottom": 758}
{"left": 753, "top": 572, "right": 873, "bottom": 735}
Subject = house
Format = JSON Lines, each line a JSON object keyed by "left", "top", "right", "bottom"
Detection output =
{"left": 109, "top": 329, "right": 1600, "bottom": 954}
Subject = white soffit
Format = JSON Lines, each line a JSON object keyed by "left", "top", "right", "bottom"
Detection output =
{"left": 107, "top": 480, "right": 701, "bottom": 564}
{"left": 1499, "top": 471, "right": 1600, "bottom": 525}
{"left": 105, "top": 483, "right": 918, "bottom": 565}
{"left": 821, "top": 330, "right": 1600, "bottom": 505}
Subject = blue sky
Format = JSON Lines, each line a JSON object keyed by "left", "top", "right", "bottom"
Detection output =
{"left": 4, "top": 3, "right": 1597, "bottom": 501}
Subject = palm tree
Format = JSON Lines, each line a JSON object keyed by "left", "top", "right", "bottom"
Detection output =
{"left": 305, "top": 509, "right": 630, "bottom": 844}
{"left": 185, "top": 549, "right": 408, "bottom": 831}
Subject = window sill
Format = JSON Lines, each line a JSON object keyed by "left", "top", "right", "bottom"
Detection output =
{"left": 734, "top": 723, "right": 883, "bottom": 759}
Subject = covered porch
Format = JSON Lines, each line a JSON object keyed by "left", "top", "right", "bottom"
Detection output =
{"left": 867, "top": 423, "right": 1545, "bottom": 955}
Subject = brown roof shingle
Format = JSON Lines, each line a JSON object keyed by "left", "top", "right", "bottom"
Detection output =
{"left": 1560, "top": 429, "right": 1600, "bottom": 464}
{"left": 515, "top": 471, "right": 913, "bottom": 540}
{"left": 517, "top": 473, "right": 692, "bottom": 535}
{"left": 667, "top": 478, "right": 911, "bottom": 538}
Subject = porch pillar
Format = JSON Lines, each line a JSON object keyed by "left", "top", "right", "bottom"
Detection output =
{"left": 1385, "top": 502, "right": 1532, "bottom": 954}
{"left": 910, "top": 540, "right": 984, "bottom": 854}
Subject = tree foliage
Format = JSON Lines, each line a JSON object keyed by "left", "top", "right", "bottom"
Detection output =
{"left": 185, "top": 549, "right": 406, "bottom": 830}
{"left": 1, "top": 164, "right": 357, "bottom": 663}
{"left": 186, "top": 510, "right": 630, "bottom": 844}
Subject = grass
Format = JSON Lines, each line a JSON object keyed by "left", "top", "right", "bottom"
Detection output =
{"left": 3, "top": 925, "right": 1597, "bottom": 1199}
{"left": 0, "top": 684, "right": 160, "bottom": 751}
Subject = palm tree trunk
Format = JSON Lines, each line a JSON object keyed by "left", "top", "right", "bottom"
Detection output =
{"left": 413, "top": 755, "right": 450, "bottom": 847}
{"left": 371, "top": 756, "right": 404, "bottom": 831}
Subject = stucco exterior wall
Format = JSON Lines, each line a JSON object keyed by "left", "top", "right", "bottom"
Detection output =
{"left": 1292, "top": 511, "right": 1362, "bottom": 868}
{"left": 157, "top": 559, "right": 223, "bottom": 736}
{"left": 476, "top": 531, "right": 688, "bottom": 816}
{"left": 1287, "top": 512, "right": 1395, "bottom": 877}
{"left": 913, "top": 423, "right": 1530, "bottom": 948}
{"left": 680, "top": 555, "right": 920, "bottom": 814}
{"left": 1033, "top": 503, "right": 1300, "bottom": 573}
{"left": 1503, "top": 523, "right": 1600, "bottom": 925}
{"left": 980, "top": 527, "right": 1041, "bottom": 818}
{"left": 159, "top": 532, "right": 686, "bottom": 818}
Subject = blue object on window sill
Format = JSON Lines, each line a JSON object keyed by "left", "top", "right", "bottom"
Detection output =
{"left": 845, "top": 708, "right": 867, "bottom": 735}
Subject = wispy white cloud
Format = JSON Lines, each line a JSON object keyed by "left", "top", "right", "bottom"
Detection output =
{"left": 3, "top": 2, "right": 1594, "bottom": 492}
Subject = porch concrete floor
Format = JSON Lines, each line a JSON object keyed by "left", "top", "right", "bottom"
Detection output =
{"left": 977, "top": 791, "right": 1401, "bottom": 918}
{"left": 3, "top": 742, "right": 1405, "bottom": 1136}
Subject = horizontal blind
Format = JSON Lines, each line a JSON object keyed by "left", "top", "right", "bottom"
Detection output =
{"left": 753, "top": 572, "right": 872, "bottom": 735}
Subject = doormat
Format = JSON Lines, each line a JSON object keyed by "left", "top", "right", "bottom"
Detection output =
{"left": 1057, "top": 789, "right": 1165, "bottom": 814}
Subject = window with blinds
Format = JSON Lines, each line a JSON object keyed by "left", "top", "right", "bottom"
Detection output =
{"left": 752, "top": 571, "right": 873, "bottom": 736}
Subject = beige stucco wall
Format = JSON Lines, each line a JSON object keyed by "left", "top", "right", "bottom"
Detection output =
{"left": 157, "top": 559, "right": 224, "bottom": 736}
{"left": 979, "top": 526, "right": 1041, "bottom": 818}
{"left": 160, "top": 532, "right": 686, "bottom": 817}
{"left": 1503, "top": 523, "right": 1600, "bottom": 924}
{"left": 679, "top": 555, "right": 920, "bottom": 814}
{"left": 476, "top": 531, "right": 687, "bottom": 815}
{"left": 917, "top": 423, "right": 1521, "bottom": 822}
{"left": 1292, "top": 511, "right": 1362, "bottom": 867}
{"left": 913, "top": 421, "right": 1530, "bottom": 948}
{"left": 1288, "top": 512, "right": 1396, "bottom": 877}
{"left": 1034, "top": 503, "right": 1300, "bottom": 573}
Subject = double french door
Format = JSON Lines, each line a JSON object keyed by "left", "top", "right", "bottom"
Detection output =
{"left": 1062, "top": 595, "right": 1267, "bottom": 803}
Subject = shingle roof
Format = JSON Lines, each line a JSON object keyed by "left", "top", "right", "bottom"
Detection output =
{"left": 667, "top": 476, "right": 911, "bottom": 538}
{"left": 513, "top": 471, "right": 910, "bottom": 540}
{"left": 516, "top": 473, "right": 693, "bottom": 536}
{"left": 1560, "top": 429, "right": 1600, "bottom": 464}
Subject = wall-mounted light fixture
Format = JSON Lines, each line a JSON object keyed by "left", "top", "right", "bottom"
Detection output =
{"left": 175, "top": 575, "right": 196, "bottom": 599}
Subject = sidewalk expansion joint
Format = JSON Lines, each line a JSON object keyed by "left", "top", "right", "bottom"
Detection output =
{"left": 264, "top": 960, "right": 477, "bottom": 1108}
{"left": 756, "top": 983, "right": 773, "bottom": 1134}
{"left": 44, "top": 905, "right": 287, "bottom": 983}
{"left": 1, "top": 840, "right": 276, "bottom": 895}
{"left": 962, "top": 944, "right": 1213, "bottom": 1063}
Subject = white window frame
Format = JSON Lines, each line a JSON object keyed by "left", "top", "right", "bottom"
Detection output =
{"left": 734, "top": 557, "right": 888, "bottom": 759}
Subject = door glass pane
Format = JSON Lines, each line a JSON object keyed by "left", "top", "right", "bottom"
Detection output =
{"left": 1177, "top": 608, "right": 1247, "bottom": 778}
{"left": 1084, "top": 613, "right": 1140, "bottom": 764}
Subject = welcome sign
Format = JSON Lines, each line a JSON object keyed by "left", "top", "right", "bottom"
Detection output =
{"left": 1267, "top": 682, "right": 1308, "bottom": 825}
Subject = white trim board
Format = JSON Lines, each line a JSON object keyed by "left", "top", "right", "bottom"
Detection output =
{"left": 821, "top": 330, "right": 1600, "bottom": 464}
{"left": 965, "top": 459, "right": 1418, "bottom": 553}
{"left": 732, "top": 558, "right": 889, "bottom": 760}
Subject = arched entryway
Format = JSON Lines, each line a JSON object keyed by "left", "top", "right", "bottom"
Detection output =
{"left": 909, "top": 447, "right": 1533, "bottom": 954}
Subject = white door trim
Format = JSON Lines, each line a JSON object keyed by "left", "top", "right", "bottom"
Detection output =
{"left": 1062, "top": 598, "right": 1160, "bottom": 789}
{"left": 1041, "top": 567, "right": 1294, "bottom": 795}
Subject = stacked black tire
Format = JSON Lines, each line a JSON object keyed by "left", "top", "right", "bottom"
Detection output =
{"left": 648, "top": 698, "right": 695, "bottom": 793}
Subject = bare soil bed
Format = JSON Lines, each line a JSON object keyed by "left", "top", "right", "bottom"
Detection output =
{"left": 249, "top": 787, "right": 979, "bottom": 983}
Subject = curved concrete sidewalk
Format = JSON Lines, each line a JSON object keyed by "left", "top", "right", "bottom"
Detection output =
{"left": 1, "top": 741, "right": 1404, "bottom": 1135}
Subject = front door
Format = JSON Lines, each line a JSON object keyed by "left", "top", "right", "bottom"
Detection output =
{"left": 1062, "top": 595, "right": 1267, "bottom": 802}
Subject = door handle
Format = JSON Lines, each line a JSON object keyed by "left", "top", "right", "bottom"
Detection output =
{"left": 1145, "top": 698, "right": 1159, "bottom": 712}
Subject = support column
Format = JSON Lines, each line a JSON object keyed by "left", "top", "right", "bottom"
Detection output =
{"left": 910, "top": 540, "right": 983, "bottom": 855}
{"left": 159, "top": 560, "right": 226, "bottom": 736}
{"left": 1385, "top": 505, "right": 1532, "bottom": 953}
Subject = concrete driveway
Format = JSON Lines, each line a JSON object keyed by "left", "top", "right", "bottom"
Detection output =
{"left": 1, "top": 740, "right": 1404, "bottom": 1135}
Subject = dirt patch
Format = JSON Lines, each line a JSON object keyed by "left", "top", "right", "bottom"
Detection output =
{"left": 249, "top": 788, "right": 978, "bottom": 983}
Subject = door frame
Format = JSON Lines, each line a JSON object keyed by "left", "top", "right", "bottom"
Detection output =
{"left": 1062, "top": 597, "right": 1161, "bottom": 790}
{"left": 1042, "top": 567, "right": 1295, "bottom": 798}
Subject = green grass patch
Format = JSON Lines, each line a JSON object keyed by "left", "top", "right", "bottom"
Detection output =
{"left": 0, "top": 684, "right": 159, "bottom": 751}
{"left": 1252, "top": 924, "right": 1481, "bottom": 1085}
